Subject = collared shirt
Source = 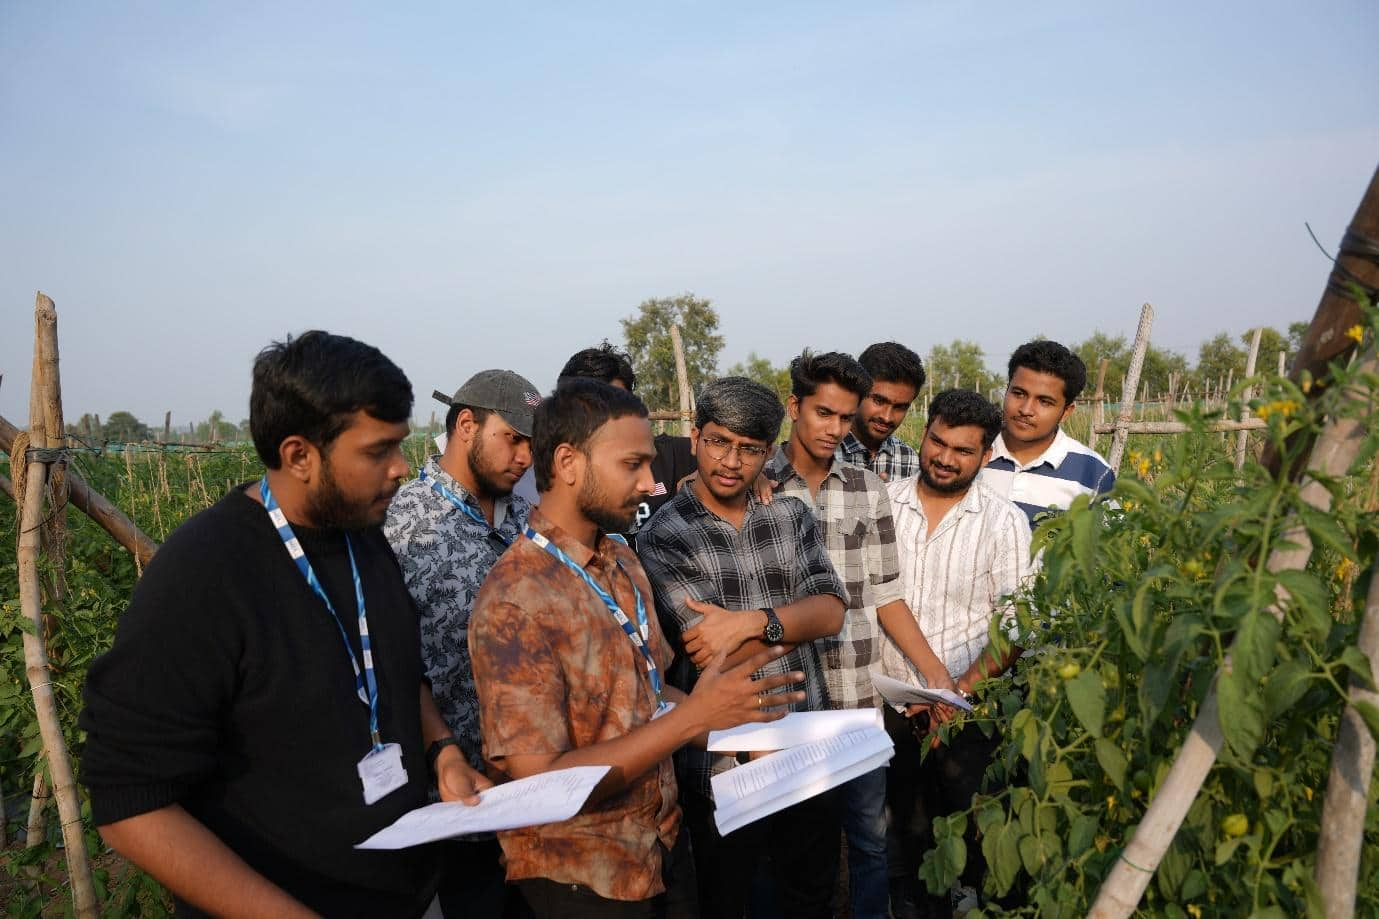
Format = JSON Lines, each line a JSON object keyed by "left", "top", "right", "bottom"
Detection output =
{"left": 469, "top": 507, "right": 679, "bottom": 902}
{"left": 636, "top": 483, "right": 848, "bottom": 797}
{"left": 764, "top": 448, "right": 905, "bottom": 709}
{"left": 384, "top": 456, "right": 530, "bottom": 771}
{"left": 836, "top": 431, "right": 920, "bottom": 483}
{"left": 979, "top": 428, "right": 1116, "bottom": 529}
{"left": 879, "top": 478, "right": 1033, "bottom": 683}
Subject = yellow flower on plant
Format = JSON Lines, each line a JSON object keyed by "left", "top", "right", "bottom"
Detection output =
{"left": 1304, "top": 786, "right": 1314, "bottom": 801}
{"left": 1257, "top": 398, "right": 1300, "bottom": 421}
{"left": 1136, "top": 458, "right": 1150, "bottom": 478}
{"left": 1346, "top": 324, "right": 1365, "bottom": 344}
{"left": 1106, "top": 794, "right": 1116, "bottom": 813}
{"left": 1336, "top": 558, "right": 1357, "bottom": 582}
{"left": 1187, "top": 905, "right": 1202, "bottom": 919}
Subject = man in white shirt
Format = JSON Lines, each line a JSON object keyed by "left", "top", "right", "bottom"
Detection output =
{"left": 879, "top": 389, "right": 1033, "bottom": 917}
{"left": 979, "top": 340, "right": 1114, "bottom": 529}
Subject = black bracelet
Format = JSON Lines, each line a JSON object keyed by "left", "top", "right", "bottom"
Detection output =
{"left": 426, "top": 736, "right": 463, "bottom": 773}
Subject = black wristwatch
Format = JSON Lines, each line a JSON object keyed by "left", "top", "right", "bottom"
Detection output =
{"left": 761, "top": 607, "right": 784, "bottom": 643}
{"left": 426, "top": 736, "right": 463, "bottom": 774}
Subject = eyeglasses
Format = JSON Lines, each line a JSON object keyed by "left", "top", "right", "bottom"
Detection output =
{"left": 699, "top": 434, "right": 769, "bottom": 463}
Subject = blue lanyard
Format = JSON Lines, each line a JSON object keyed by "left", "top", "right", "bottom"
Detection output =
{"left": 524, "top": 526, "right": 666, "bottom": 711}
{"left": 418, "top": 468, "right": 510, "bottom": 546}
{"left": 260, "top": 478, "right": 385, "bottom": 752}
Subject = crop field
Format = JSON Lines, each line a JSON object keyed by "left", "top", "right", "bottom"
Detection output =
{"left": 2, "top": 335, "right": 1378, "bottom": 916}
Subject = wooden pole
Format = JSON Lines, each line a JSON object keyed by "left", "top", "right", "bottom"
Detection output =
{"left": 1315, "top": 554, "right": 1379, "bottom": 917}
{"left": 162, "top": 411, "right": 171, "bottom": 443}
{"left": 1089, "top": 348, "right": 1374, "bottom": 918}
{"left": 669, "top": 324, "right": 692, "bottom": 438}
{"left": 1092, "top": 418, "right": 1266, "bottom": 435}
{"left": 1107, "top": 303, "right": 1155, "bottom": 473}
{"left": 1088, "top": 358, "right": 1110, "bottom": 451}
{"left": 17, "top": 295, "right": 99, "bottom": 919}
{"left": 0, "top": 414, "right": 158, "bottom": 568}
{"left": 1235, "top": 328, "right": 1263, "bottom": 471}
{"left": 1277, "top": 351, "right": 1286, "bottom": 377}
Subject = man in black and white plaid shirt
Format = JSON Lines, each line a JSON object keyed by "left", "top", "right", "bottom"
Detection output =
{"left": 764, "top": 350, "right": 956, "bottom": 919}
{"left": 638, "top": 376, "right": 848, "bottom": 919}
{"left": 834, "top": 341, "right": 926, "bottom": 483}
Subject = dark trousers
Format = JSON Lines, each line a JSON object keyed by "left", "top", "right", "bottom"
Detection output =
{"left": 884, "top": 706, "right": 1003, "bottom": 919}
{"left": 681, "top": 786, "right": 842, "bottom": 919}
{"left": 515, "top": 830, "right": 697, "bottom": 919}
{"left": 437, "top": 838, "right": 531, "bottom": 919}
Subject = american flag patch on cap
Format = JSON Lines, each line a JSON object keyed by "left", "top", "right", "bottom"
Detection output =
{"left": 523, "top": 391, "right": 542, "bottom": 406}
{"left": 649, "top": 481, "right": 667, "bottom": 496}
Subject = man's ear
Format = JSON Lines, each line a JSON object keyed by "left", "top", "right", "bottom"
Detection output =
{"left": 689, "top": 427, "right": 700, "bottom": 458}
{"left": 551, "top": 442, "right": 582, "bottom": 488}
{"left": 1059, "top": 401, "right": 1076, "bottom": 425}
{"left": 278, "top": 435, "right": 318, "bottom": 484}
{"left": 981, "top": 445, "right": 994, "bottom": 467}
{"left": 786, "top": 395, "right": 800, "bottom": 423}
{"left": 454, "top": 408, "right": 483, "bottom": 446}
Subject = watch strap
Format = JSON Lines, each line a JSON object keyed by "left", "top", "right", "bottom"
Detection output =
{"left": 426, "top": 736, "right": 463, "bottom": 773}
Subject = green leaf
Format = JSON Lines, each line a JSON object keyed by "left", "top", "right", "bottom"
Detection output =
{"left": 1066, "top": 670, "right": 1106, "bottom": 737}
{"left": 990, "top": 824, "right": 1022, "bottom": 896}
{"left": 1139, "top": 647, "right": 1182, "bottom": 727}
{"left": 1214, "top": 836, "right": 1245, "bottom": 865}
{"left": 1353, "top": 700, "right": 1379, "bottom": 742}
{"left": 1338, "top": 647, "right": 1377, "bottom": 690}
{"left": 1264, "top": 659, "right": 1314, "bottom": 719}
{"left": 1252, "top": 768, "right": 1274, "bottom": 799}
{"left": 1095, "top": 738, "right": 1128, "bottom": 789}
{"left": 1234, "top": 610, "right": 1282, "bottom": 682}
{"left": 1218, "top": 668, "right": 1266, "bottom": 761}
{"left": 1275, "top": 569, "right": 1331, "bottom": 641}
{"left": 1070, "top": 500, "right": 1098, "bottom": 579}
{"left": 1019, "top": 833, "right": 1045, "bottom": 875}
{"left": 1179, "top": 868, "right": 1207, "bottom": 901}
{"left": 1068, "top": 814, "right": 1097, "bottom": 857}
{"left": 1296, "top": 504, "right": 1354, "bottom": 559}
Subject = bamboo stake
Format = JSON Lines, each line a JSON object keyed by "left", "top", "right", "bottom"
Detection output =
{"left": 1106, "top": 304, "right": 1154, "bottom": 473}
{"left": 0, "top": 413, "right": 159, "bottom": 567}
{"left": 1092, "top": 418, "right": 1266, "bottom": 435}
{"left": 669, "top": 324, "right": 692, "bottom": 438}
{"left": 1235, "top": 328, "right": 1263, "bottom": 471}
{"left": 18, "top": 298, "right": 99, "bottom": 918}
{"left": 1089, "top": 350, "right": 1374, "bottom": 918}
{"left": 1315, "top": 554, "right": 1379, "bottom": 917}
{"left": 1277, "top": 351, "right": 1286, "bottom": 377}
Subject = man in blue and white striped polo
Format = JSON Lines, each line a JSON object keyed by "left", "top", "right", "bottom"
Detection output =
{"left": 979, "top": 340, "right": 1115, "bottom": 529}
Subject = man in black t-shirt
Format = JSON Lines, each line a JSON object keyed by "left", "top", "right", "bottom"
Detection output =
{"left": 80, "top": 332, "right": 490, "bottom": 918}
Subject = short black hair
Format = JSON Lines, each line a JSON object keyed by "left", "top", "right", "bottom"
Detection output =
{"left": 533, "top": 378, "right": 649, "bottom": 492}
{"left": 445, "top": 404, "right": 491, "bottom": 436}
{"left": 926, "top": 389, "right": 1003, "bottom": 448}
{"left": 558, "top": 342, "right": 637, "bottom": 391}
{"left": 788, "top": 350, "right": 873, "bottom": 401}
{"left": 858, "top": 341, "right": 926, "bottom": 391}
{"left": 1007, "top": 340, "right": 1087, "bottom": 404}
{"left": 696, "top": 377, "right": 785, "bottom": 444}
{"left": 251, "top": 330, "right": 413, "bottom": 468}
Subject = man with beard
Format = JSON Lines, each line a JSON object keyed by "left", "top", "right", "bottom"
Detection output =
{"left": 386, "top": 368, "right": 542, "bottom": 918}
{"left": 637, "top": 376, "right": 848, "bottom": 919}
{"left": 761, "top": 351, "right": 955, "bottom": 919}
{"left": 878, "top": 389, "right": 1033, "bottom": 917}
{"left": 469, "top": 379, "right": 806, "bottom": 918}
{"left": 81, "top": 331, "right": 488, "bottom": 918}
{"left": 836, "top": 342, "right": 926, "bottom": 482}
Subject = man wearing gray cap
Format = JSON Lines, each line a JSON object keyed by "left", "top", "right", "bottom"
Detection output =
{"left": 385, "top": 368, "right": 542, "bottom": 918}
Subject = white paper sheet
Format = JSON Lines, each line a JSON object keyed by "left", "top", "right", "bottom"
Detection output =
{"left": 356, "top": 765, "right": 609, "bottom": 850}
{"left": 707, "top": 708, "right": 883, "bottom": 752}
{"left": 871, "top": 671, "right": 973, "bottom": 713}
{"left": 710, "top": 728, "right": 894, "bottom": 836}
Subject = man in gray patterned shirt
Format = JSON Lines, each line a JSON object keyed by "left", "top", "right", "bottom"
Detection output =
{"left": 385, "top": 368, "right": 541, "bottom": 919}
{"left": 764, "top": 350, "right": 955, "bottom": 919}
{"left": 638, "top": 376, "right": 847, "bottom": 919}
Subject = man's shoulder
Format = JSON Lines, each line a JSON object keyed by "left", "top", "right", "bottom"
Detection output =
{"left": 1053, "top": 435, "right": 1115, "bottom": 490}
{"left": 637, "top": 488, "right": 697, "bottom": 542}
{"left": 971, "top": 480, "right": 1029, "bottom": 524}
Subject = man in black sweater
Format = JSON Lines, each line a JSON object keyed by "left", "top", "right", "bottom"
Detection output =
{"left": 81, "top": 331, "right": 488, "bottom": 918}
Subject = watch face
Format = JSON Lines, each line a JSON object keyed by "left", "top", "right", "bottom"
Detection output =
{"left": 763, "top": 613, "right": 784, "bottom": 643}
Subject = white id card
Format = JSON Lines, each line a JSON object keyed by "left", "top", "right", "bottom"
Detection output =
{"left": 358, "top": 743, "right": 408, "bottom": 805}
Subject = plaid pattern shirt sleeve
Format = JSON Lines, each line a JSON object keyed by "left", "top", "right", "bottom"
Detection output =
{"left": 637, "top": 486, "right": 845, "bottom": 798}
{"left": 836, "top": 432, "right": 921, "bottom": 482}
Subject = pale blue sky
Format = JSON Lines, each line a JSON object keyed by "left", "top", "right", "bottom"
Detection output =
{"left": 3, "top": 2, "right": 1376, "bottom": 426}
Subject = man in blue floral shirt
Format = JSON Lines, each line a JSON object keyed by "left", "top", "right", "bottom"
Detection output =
{"left": 385, "top": 368, "right": 541, "bottom": 918}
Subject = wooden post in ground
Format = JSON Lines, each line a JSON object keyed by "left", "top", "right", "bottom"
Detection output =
{"left": 162, "top": 411, "right": 171, "bottom": 443}
{"left": 1087, "top": 357, "right": 1109, "bottom": 451}
{"left": 1235, "top": 328, "right": 1263, "bottom": 471}
{"left": 1315, "top": 553, "right": 1379, "bottom": 918}
{"left": 15, "top": 294, "right": 99, "bottom": 919}
{"left": 1107, "top": 304, "right": 1155, "bottom": 473}
{"left": 1277, "top": 351, "right": 1287, "bottom": 377}
{"left": 669, "top": 324, "right": 692, "bottom": 437}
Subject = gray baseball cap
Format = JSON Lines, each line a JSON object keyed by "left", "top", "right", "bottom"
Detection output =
{"left": 433, "top": 369, "right": 542, "bottom": 437}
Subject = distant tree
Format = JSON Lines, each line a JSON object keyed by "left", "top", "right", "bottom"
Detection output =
{"left": 726, "top": 352, "right": 791, "bottom": 402}
{"left": 1072, "top": 332, "right": 1187, "bottom": 401}
{"left": 103, "top": 411, "right": 149, "bottom": 443}
{"left": 195, "top": 410, "right": 228, "bottom": 443}
{"left": 1287, "top": 321, "right": 1308, "bottom": 353}
{"left": 1195, "top": 332, "right": 1246, "bottom": 389}
{"left": 925, "top": 340, "right": 1001, "bottom": 395}
{"left": 621, "top": 293, "right": 724, "bottom": 410}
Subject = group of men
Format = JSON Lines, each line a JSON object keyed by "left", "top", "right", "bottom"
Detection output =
{"left": 79, "top": 331, "right": 1114, "bottom": 919}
